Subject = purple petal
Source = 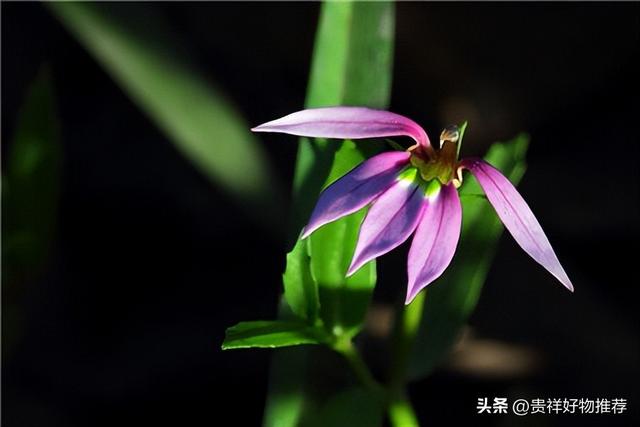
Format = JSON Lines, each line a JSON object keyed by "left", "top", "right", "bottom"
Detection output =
{"left": 406, "top": 184, "right": 462, "bottom": 304}
{"left": 462, "top": 158, "right": 573, "bottom": 292}
{"left": 252, "top": 107, "right": 431, "bottom": 148}
{"left": 301, "top": 151, "right": 410, "bottom": 238}
{"left": 347, "top": 174, "right": 425, "bottom": 276}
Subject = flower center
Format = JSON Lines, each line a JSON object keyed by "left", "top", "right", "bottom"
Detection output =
{"left": 408, "top": 126, "right": 462, "bottom": 187}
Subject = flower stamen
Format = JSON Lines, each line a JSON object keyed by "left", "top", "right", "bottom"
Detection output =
{"left": 409, "top": 127, "right": 462, "bottom": 186}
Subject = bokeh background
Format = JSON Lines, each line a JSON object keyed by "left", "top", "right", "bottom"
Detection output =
{"left": 2, "top": 2, "right": 638, "bottom": 426}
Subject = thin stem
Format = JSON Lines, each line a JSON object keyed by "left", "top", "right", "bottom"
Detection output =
{"left": 389, "top": 290, "right": 425, "bottom": 390}
{"left": 385, "top": 138, "right": 406, "bottom": 151}
{"left": 388, "top": 392, "right": 420, "bottom": 427}
{"left": 333, "top": 337, "right": 385, "bottom": 397}
{"left": 388, "top": 290, "right": 427, "bottom": 426}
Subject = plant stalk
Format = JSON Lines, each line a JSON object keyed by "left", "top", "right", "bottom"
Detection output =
{"left": 387, "top": 290, "right": 427, "bottom": 426}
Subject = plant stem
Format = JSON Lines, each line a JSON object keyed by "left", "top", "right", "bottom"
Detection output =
{"left": 388, "top": 290, "right": 427, "bottom": 427}
{"left": 388, "top": 392, "right": 420, "bottom": 427}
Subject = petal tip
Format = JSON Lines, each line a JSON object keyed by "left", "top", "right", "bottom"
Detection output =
{"left": 563, "top": 279, "right": 575, "bottom": 293}
{"left": 300, "top": 227, "right": 313, "bottom": 240}
{"left": 345, "top": 263, "right": 359, "bottom": 277}
{"left": 404, "top": 289, "right": 418, "bottom": 305}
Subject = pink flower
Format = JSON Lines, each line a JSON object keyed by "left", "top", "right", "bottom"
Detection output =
{"left": 253, "top": 107, "right": 573, "bottom": 304}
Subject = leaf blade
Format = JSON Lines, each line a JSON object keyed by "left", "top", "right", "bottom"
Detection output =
{"left": 266, "top": 2, "right": 395, "bottom": 426}
{"left": 2, "top": 67, "right": 61, "bottom": 283}
{"left": 283, "top": 238, "right": 320, "bottom": 322}
{"left": 47, "top": 2, "right": 283, "bottom": 227}
{"left": 306, "top": 0, "right": 394, "bottom": 337}
{"left": 222, "top": 321, "right": 329, "bottom": 350}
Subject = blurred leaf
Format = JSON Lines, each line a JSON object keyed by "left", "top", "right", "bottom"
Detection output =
{"left": 263, "top": 346, "right": 316, "bottom": 427}
{"left": 47, "top": 2, "right": 283, "bottom": 227}
{"left": 408, "top": 134, "right": 530, "bottom": 380}
{"left": 267, "top": 2, "right": 395, "bottom": 426}
{"left": 2, "top": 67, "right": 60, "bottom": 283}
{"left": 315, "top": 387, "right": 384, "bottom": 427}
{"left": 283, "top": 238, "right": 320, "bottom": 322}
{"left": 2, "top": 67, "right": 61, "bottom": 360}
{"left": 222, "top": 321, "right": 329, "bottom": 350}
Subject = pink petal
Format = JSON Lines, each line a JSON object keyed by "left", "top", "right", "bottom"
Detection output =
{"left": 406, "top": 184, "right": 462, "bottom": 304}
{"left": 301, "top": 151, "right": 410, "bottom": 238}
{"left": 252, "top": 107, "right": 431, "bottom": 148}
{"left": 462, "top": 158, "right": 573, "bottom": 292}
{"left": 347, "top": 175, "right": 425, "bottom": 276}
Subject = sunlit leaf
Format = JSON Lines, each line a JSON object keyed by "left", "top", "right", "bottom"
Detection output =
{"left": 408, "top": 134, "right": 529, "bottom": 379}
{"left": 47, "top": 2, "right": 283, "bottom": 227}
{"left": 283, "top": 238, "right": 320, "bottom": 322}
{"left": 222, "top": 321, "right": 329, "bottom": 350}
{"left": 288, "top": 0, "right": 394, "bottom": 241}
{"left": 304, "top": 0, "right": 394, "bottom": 338}
{"left": 307, "top": 140, "right": 381, "bottom": 338}
{"left": 267, "top": 2, "right": 395, "bottom": 426}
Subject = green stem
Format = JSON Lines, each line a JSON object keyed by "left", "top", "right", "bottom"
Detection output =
{"left": 388, "top": 393, "right": 420, "bottom": 427}
{"left": 388, "top": 290, "right": 427, "bottom": 427}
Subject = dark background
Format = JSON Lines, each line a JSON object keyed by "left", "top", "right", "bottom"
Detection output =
{"left": 2, "top": 2, "right": 639, "bottom": 426}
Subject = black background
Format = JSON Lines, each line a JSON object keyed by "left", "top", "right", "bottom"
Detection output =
{"left": 2, "top": 2, "right": 639, "bottom": 426}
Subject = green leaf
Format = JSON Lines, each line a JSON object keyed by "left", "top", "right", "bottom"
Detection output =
{"left": 289, "top": 0, "right": 395, "bottom": 241}
{"left": 222, "top": 321, "right": 329, "bottom": 350}
{"left": 2, "top": 67, "right": 61, "bottom": 361}
{"left": 263, "top": 346, "right": 316, "bottom": 427}
{"left": 2, "top": 67, "right": 61, "bottom": 283}
{"left": 305, "top": 0, "right": 394, "bottom": 338}
{"left": 408, "top": 134, "right": 530, "bottom": 380}
{"left": 47, "top": 2, "right": 283, "bottom": 228}
{"left": 283, "top": 238, "right": 320, "bottom": 322}
{"left": 307, "top": 142, "right": 380, "bottom": 338}
{"left": 266, "top": 2, "right": 395, "bottom": 426}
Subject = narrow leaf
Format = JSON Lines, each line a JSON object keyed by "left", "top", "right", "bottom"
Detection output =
{"left": 2, "top": 67, "right": 61, "bottom": 358}
{"left": 305, "top": 0, "right": 394, "bottom": 336}
{"left": 289, "top": 0, "right": 395, "bottom": 241}
{"left": 47, "top": 2, "right": 283, "bottom": 227}
{"left": 222, "top": 321, "right": 328, "bottom": 350}
{"left": 267, "top": 2, "right": 395, "bottom": 426}
{"left": 2, "top": 67, "right": 60, "bottom": 283}
{"left": 308, "top": 141, "right": 380, "bottom": 338}
{"left": 283, "top": 238, "right": 320, "bottom": 322}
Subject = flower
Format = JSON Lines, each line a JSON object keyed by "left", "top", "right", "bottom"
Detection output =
{"left": 252, "top": 107, "right": 573, "bottom": 304}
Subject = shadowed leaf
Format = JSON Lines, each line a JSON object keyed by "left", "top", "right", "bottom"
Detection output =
{"left": 2, "top": 67, "right": 61, "bottom": 358}
{"left": 3, "top": 67, "right": 60, "bottom": 283}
